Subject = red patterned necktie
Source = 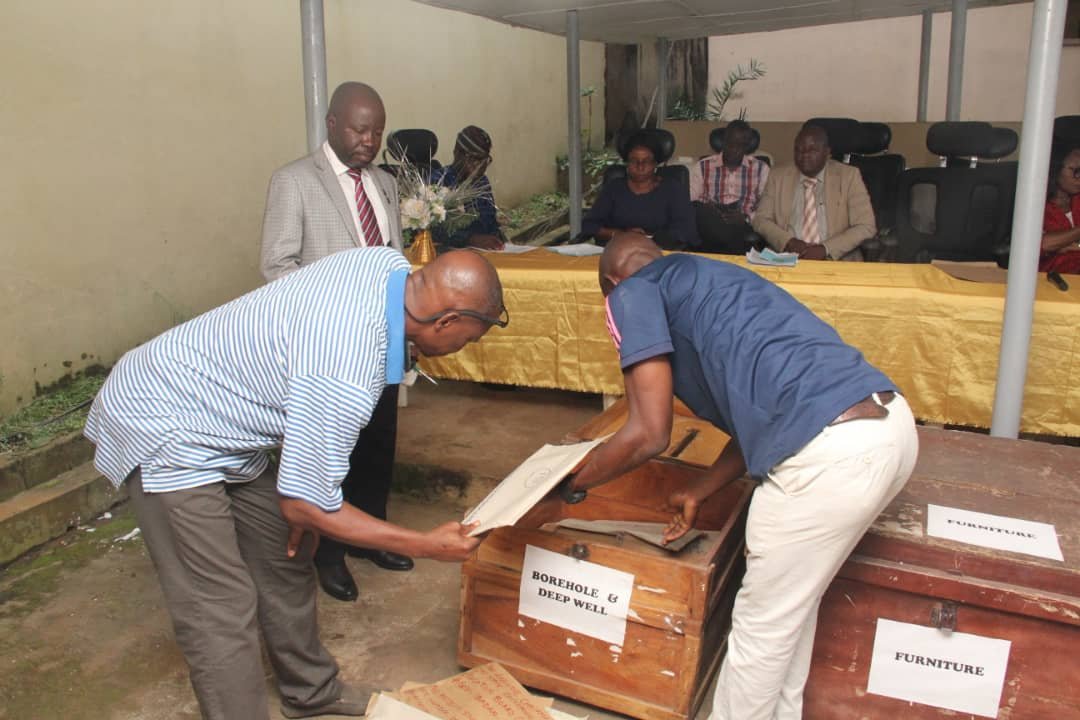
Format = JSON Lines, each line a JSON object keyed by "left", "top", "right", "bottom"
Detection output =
{"left": 347, "top": 169, "right": 384, "bottom": 246}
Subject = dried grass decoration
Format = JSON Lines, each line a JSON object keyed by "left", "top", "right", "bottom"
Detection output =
{"left": 396, "top": 158, "right": 487, "bottom": 264}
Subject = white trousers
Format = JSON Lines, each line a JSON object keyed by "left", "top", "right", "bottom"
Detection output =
{"left": 710, "top": 394, "right": 919, "bottom": 720}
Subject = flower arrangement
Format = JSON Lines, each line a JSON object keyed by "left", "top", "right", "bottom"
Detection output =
{"left": 395, "top": 158, "right": 487, "bottom": 242}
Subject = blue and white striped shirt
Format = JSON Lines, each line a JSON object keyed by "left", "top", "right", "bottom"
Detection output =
{"left": 85, "top": 246, "right": 411, "bottom": 511}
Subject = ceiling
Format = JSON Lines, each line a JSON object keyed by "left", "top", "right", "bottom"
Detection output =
{"left": 411, "top": 0, "right": 1029, "bottom": 43}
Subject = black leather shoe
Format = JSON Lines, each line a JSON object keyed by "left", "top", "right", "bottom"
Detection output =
{"left": 347, "top": 548, "right": 415, "bottom": 571}
{"left": 316, "top": 562, "right": 358, "bottom": 602}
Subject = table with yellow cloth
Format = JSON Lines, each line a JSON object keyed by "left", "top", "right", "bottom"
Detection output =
{"left": 420, "top": 251, "right": 1080, "bottom": 437}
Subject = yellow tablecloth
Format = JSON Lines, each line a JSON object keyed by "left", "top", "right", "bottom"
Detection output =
{"left": 420, "top": 251, "right": 1080, "bottom": 436}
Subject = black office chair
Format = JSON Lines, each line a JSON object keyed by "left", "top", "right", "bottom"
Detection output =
{"left": 849, "top": 122, "right": 905, "bottom": 232}
{"left": 805, "top": 117, "right": 863, "bottom": 161}
{"left": 380, "top": 129, "right": 441, "bottom": 177}
{"left": 893, "top": 122, "right": 1018, "bottom": 264}
{"left": 602, "top": 128, "right": 688, "bottom": 194}
{"left": 1053, "top": 115, "right": 1080, "bottom": 145}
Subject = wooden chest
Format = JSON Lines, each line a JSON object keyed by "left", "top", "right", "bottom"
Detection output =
{"left": 805, "top": 427, "right": 1080, "bottom": 718}
{"left": 457, "top": 401, "right": 752, "bottom": 720}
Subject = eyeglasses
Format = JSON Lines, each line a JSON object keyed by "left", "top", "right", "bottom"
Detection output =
{"left": 406, "top": 305, "right": 510, "bottom": 329}
{"left": 1065, "top": 166, "right": 1080, "bottom": 179}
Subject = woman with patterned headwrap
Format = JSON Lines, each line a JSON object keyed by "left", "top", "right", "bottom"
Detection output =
{"left": 431, "top": 126, "right": 505, "bottom": 250}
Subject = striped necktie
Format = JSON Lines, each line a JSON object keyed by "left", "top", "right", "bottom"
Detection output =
{"left": 801, "top": 177, "right": 821, "bottom": 245}
{"left": 347, "top": 169, "right": 384, "bottom": 247}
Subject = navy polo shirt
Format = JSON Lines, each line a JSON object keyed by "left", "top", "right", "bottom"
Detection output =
{"left": 604, "top": 254, "right": 896, "bottom": 479}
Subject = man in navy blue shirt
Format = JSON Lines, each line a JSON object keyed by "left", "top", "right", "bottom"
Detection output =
{"left": 563, "top": 235, "right": 918, "bottom": 720}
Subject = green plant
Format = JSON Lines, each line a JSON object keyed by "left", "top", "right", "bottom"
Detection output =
{"left": 0, "top": 370, "right": 107, "bottom": 453}
{"left": 503, "top": 192, "right": 568, "bottom": 230}
{"left": 707, "top": 59, "right": 766, "bottom": 121}
{"left": 668, "top": 94, "right": 708, "bottom": 121}
{"left": 555, "top": 147, "right": 620, "bottom": 175}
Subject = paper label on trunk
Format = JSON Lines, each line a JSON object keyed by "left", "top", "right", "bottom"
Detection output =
{"left": 518, "top": 545, "right": 633, "bottom": 646}
{"left": 926, "top": 504, "right": 1063, "bottom": 561}
{"left": 866, "top": 618, "right": 1011, "bottom": 718}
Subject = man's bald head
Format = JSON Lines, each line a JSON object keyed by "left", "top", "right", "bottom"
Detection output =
{"left": 599, "top": 234, "right": 663, "bottom": 297}
{"left": 425, "top": 249, "right": 504, "bottom": 317}
{"left": 326, "top": 82, "right": 386, "bottom": 170}
{"left": 405, "top": 250, "right": 505, "bottom": 357}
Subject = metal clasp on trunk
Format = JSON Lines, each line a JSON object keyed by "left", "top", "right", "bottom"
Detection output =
{"left": 569, "top": 543, "right": 590, "bottom": 561}
{"left": 930, "top": 601, "right": 958, "bottom": 633}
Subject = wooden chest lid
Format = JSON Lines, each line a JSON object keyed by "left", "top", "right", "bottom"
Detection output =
{"left": 855, "top": 427, "right": 1080, "bottom": 606}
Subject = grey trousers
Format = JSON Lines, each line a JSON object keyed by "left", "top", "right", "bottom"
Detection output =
{"left": 128, "top": 467, "right": 340, "bottom": 720}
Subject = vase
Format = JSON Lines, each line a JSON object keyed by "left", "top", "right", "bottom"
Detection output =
{"left": 408, "top": 229, "right": 436, "bottom": 265}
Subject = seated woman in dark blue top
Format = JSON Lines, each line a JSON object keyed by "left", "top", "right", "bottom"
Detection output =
{"left": 430, "top": 126, "right": 505, "bottom": 251}
{"left": 581, "top": 133, "right": 699, "bottom": 250}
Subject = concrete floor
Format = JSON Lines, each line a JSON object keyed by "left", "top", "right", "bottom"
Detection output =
{"left": 1, "top": 382, "right": 713, "bottom": 720}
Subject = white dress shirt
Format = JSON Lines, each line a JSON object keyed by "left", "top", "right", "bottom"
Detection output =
{"left": 323, "top": 141, "right": 391, "bottom": 247}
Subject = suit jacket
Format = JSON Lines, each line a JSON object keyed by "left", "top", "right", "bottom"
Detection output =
{"left": 752, "top": 159, "right": 875, "bottom": 261}
{"left": 260, "top": 149, "right": 403, "bottom": 281}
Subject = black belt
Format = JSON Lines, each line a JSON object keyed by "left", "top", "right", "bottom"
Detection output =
{"left": 830, "top": 391, "right": 896, "bottom": 426}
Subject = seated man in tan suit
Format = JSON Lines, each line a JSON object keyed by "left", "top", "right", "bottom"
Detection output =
{"left": 752, "top": 124, "right": 876, "bottom": 261}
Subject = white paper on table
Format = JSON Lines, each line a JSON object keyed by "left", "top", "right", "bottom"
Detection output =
{"left": 926, "top": 504, "right": 1064, "bottom": 561}
{"left": 365, "top": 693, "right": 443, "bottom": 720}
{"left": 498, "top": 242, "right": 540, "bottom": 254}
{"left": 545, "top": 243, "right": 604, "bottom": 257}
{"left": 462, "top": 438, "right": 606, "bottom": 536}
{"left": 745, "top": 247, "right": 798, "bottom": 266}
{"left": 548, "top": 708, "right": 587, "bottom": 719}
{"left": 519, "top": 544, "right": 634, "bottom": 646}
{"left": 866, "top": 618, "right": 1011, "bottom": 718}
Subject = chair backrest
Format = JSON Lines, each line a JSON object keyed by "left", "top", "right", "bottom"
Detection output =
{"left": 893, "top": 122, "right": 1018, "bottom": 263}
{"left": 851, "top": 154, "right": 905, "bottom": 231}
{"left": 381, "top": 129, "right": 441, "bottom": 176}
{"left": 848, "top": 121, "right": 905, "bottom": 230}
{"left": 707, "top": 126, "right": 761, "bottom": 155}
{"left": 1053, "top": 115, "right": 1080, "bottom": 146}
{"left": 926, "top": 121, "right": 1017, "bottom": 166}
{"left": 805, "top": 117, "right": 862, "bottom": 160}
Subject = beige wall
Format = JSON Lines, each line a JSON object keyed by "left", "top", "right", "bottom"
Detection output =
{"left": 0, "top": 0, "right": 603, "bottom": 415}
{"left": 709, "top": 4, "right": 1080, "bottom": 123}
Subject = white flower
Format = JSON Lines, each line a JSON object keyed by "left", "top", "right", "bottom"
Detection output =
{"left": 401, "top": 197, "right": 433, "bottom": 230}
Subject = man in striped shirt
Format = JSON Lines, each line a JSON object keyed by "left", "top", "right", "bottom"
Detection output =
{"left": 690, "top": 120, "right": 769, "bottom": 255}
{"left": 85, "top": 247, "right": 505, "bottom": 720}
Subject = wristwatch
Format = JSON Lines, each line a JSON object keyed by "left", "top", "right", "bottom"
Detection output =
{"left": 557, "top": 476, "right": 587, "bottom": 505}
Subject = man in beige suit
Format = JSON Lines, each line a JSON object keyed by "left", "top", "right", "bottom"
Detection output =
{"left": 261, "top": 82, "right": 414, "bottom": 605}
{"left": 752, "top": 124, "right": 876, "bottom": 261}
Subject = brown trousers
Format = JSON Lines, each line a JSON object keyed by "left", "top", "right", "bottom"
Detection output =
{"left": 128, "top": 467, "right": 340, "bottom": 720}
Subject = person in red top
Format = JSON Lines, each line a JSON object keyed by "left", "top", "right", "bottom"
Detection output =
{"left": 1040, "top": 143, "right": 1080, "bottom": 274}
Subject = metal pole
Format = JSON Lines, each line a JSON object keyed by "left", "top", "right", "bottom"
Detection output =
{"left": 566, "top": 10, "right": 583, "bottom": 237}
{"left": 917, "top": 10, "right": 932, "bottom": 122}
{"left": 991, "top": 0, "right": 1067, "bottom": 438}
{"left": 657, "top": 37, "right": 670, "bottom": 129}
{"left": 946, "top": 0, "right": 967, "bottom": 121}
{"left": 300, "top": 0, "right": 328, "bottom": 153}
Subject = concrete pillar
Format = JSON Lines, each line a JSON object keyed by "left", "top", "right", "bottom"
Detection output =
{"left": 991, "top": 0, "right": 1068, "bottom": 438}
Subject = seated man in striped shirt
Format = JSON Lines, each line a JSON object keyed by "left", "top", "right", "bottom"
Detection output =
{"left": 690, "top": 120, "right": 769, "bottom": 255}
{"left": 84, "top": 247, "right": 506, "bottom": 720}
